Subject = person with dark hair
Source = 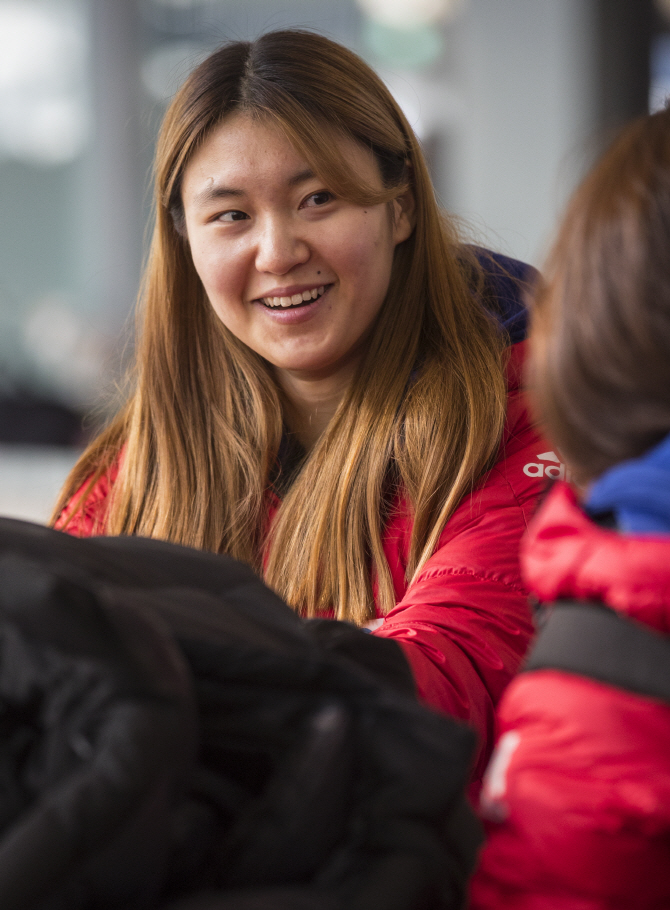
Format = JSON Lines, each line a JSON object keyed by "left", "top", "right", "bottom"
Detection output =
{"left": 52, "top": 30, "right": 545, "bottom": 785}
{"left": 470, "top": 106, "right": 670, "bottom": 908}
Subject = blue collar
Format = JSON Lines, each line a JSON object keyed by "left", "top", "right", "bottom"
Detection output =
{"left": 586, "top": 432, "right": 670, "bottom": 534}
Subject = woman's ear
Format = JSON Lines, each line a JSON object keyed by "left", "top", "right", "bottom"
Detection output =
{"left": 392, "top": 188, "right": 416, "bottom": 245}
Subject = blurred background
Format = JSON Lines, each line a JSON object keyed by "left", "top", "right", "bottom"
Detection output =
{"left": 0, "top": 0, "right": 667, "bottom": 522}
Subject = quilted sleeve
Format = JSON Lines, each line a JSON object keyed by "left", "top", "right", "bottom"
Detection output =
{"left": 374, "top": 380, "right": 550, "bottom": 781}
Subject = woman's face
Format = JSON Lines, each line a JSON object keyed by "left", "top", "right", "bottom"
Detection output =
{"left": 180, "top": 113, "right": 413, "bottom": 384}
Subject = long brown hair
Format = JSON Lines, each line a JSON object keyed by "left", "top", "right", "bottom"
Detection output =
{"left": 54, "top": 30, "right": 508, "bottom": 622}
{"left": 528, "top": 105, "right": 670, "bottom": 486}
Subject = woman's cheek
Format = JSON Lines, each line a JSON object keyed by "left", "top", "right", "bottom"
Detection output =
{"left": 331, "top": 216, "right": 388, "bottom": 275}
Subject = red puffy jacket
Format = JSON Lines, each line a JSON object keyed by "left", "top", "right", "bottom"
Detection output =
{"left": 470, "top": 481, "right": 670, "bottom": 909}
{"left": 56, "top": 341, "right": 546, "bottom": 781}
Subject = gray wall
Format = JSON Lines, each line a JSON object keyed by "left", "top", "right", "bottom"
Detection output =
{"left": 449, "top": 0, "right": 597, "bottom": 265}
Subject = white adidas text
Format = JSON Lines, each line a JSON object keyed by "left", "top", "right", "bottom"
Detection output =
{"left": 523, "top": 450, "right": 570, "bottom": 481}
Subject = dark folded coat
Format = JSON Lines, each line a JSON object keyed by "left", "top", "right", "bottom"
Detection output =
{"left": 0, "top": 518, "right": 481, "bottom": 910}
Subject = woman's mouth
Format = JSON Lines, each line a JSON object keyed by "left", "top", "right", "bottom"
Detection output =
{"left": 258, "top": 285, "right": 327, "bottom": 309}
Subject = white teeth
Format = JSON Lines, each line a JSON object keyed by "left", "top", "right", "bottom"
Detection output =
{"left": 261, "top": 286, "right": 326, "bottom": 308}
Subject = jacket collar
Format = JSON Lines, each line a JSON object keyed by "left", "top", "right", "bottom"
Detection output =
{"left": 521, "top": 482, "right": 670, "bottom": 634}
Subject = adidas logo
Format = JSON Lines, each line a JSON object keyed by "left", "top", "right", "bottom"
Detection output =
{"left": 523, "top": 451, "right": 569, "bottom": 480}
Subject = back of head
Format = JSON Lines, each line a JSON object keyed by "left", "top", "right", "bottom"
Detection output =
{"left": 529, "top": 106, "right": 670, "bottom": 485}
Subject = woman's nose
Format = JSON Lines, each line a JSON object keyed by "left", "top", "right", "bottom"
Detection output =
{"left": 254, "top": 218, "right": 310, "bottom": 275}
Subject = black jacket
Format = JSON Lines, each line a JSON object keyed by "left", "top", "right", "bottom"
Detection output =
{"left": 0, "top": 518, "right": 481, "bottom": 910}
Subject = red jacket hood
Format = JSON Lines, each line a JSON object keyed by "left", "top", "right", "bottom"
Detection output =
{"left": 521, "top": 481, "right": 670, "bottom": 635}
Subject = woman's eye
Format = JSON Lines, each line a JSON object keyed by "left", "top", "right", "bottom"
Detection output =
{"left": 303, "top": 191, "right": 333, "bottom": 208}
{"left": 217, "top": 210, "right": 249, "bottom": 222}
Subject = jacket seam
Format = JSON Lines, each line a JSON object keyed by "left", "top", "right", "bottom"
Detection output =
{"left": 415, "top": 565, "right": 528, "bottom": 594}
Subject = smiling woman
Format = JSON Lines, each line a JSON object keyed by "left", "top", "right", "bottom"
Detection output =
{"left": 181, "top": 114, "right": 413, "bottom": 446}
{"left": 52, "top": 29, "right": 545, "bottom": 783}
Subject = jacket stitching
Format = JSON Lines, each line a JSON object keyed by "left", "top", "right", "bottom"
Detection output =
{"left": 415, "top": 565, "right": 528, "bottom": 594}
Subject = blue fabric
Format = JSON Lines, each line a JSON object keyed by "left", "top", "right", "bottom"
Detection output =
{"left": 472, "top": 248, "right": 536, "bottom": 344}
{"left": 585, "top": 432, "right": 670, "bottom": 534}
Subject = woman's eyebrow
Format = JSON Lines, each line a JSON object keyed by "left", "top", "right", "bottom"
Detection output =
{"left": 287, "top": 168, "right": 316, "bottom": 187}
{"left": 193, "top": 169, "right": 317, "bottom": 206}
{"left": 193, "top": 183, "right": 244, "bottom": 206}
